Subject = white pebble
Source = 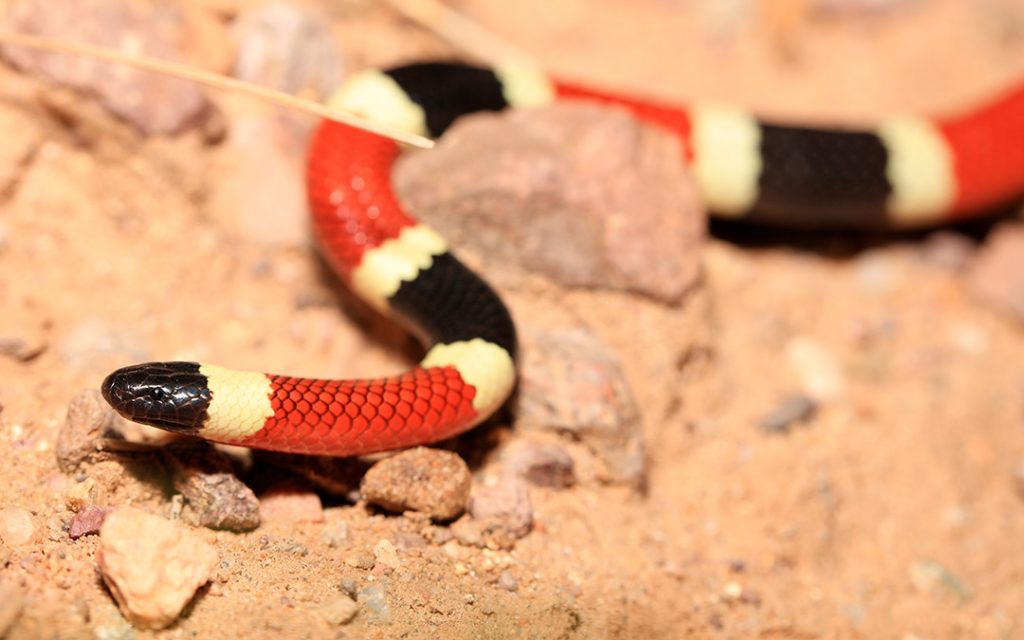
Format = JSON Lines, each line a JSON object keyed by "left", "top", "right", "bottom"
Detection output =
{"left": 785, "top": 337, "right": 845, "bottom": 400}
{"left": 98, "top": 508, "right": 217, "bottom": 630}
{"left": 373, "top": 539, "right": 400, "bottom": 570}
{"left": 0, "top": 508, "right": 34, "bottom": 546}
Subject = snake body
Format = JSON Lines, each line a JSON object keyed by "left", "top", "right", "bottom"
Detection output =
{"left": 102, "top": 62, "right": 1024, "bottom": 455}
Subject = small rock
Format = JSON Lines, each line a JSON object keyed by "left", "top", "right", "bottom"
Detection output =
{"left": 339, "top": 578, "right": 357, "bottom": 597}
{"left": 65, "top": 477, "right": 98, "bottom": 512}
{"left": 372, "top": 539, "right": 400, "bottom": 570}
{"left": 163, "top": 442, "right": 261, "bottom": 531}
{"left": 759, "top": 394, "right": 818, "bottom": 434}
{"left": 397, "top": 104, "right": 704, "bottom": 302}
{"left": 503, "top": 440, "right": 575, "bottom": 488}
{"left": 361, "top": 448, "right": 471, "bottom": 521}
{"left": 0, "top": 580, "right": 24, "bottom": 637}
{"left": 69, "top": 505, "right": 112, "bottom": 539}
{"left": 721, "top": 581, "right": 744, "bottom": 601}
{"left": 98, "top": 508, "right": 217, "bottom": 630}
{"left": 318, "top": 594, "right": 358, "bottom": 626}
{"left": 258, "top": 483, "right": 324, "bottom": 523}
{"left": 969, "top": 223, "right": 1024, "bottom": 322}
{"left": 392, "top": 531, "right": 426, "bottom": 550}
{"left": 785, "top": 337, "right": 845, "bottom": 401}
{"left": 321, "top": 521, "right": 349, "bottom": 548}
{"left": 0, "top": 508, "right": 34, "bottom": 546}
{"left": 2, "top": 0, "right": 210, "bottom": 134}
{"left": 356, "top": 585, "right": 391, "bottom": 624}
{"left": 450, "top": 517, "right": 484, "bottom": 548}
{"left": 94, "top": 623, "right": 136, "bottom": 640}
{"left": 518, "top": 327, "right": 646, "bottom": 486}
{"left": 908, "top": 559, "right": 972, "bottom": 601}
{"left": 0, "top": 331, "right": 45, "bottom": 362}
{"left": 496, "top": 571, "right": 518, "bottom": 592}
{"left": 919, "top": 231, "right": 976, "bottom": 271}
{"left": 345, "top": 552, "right": 375, "bottom": 570}
{"left": 55, "top": 389, "right": 115, "bottom": 472}
{"left": 468, "top": 474, "right": 533, "bottom": 543}
{"left": 232, "top": 3, "right": 342, "bottom": 99}
{"left": 431, "top": 527, "right": 454, "bottom": 545}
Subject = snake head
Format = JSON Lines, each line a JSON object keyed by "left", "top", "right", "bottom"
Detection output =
{"left": 101, "top": 362, "right": 211, "bottom": 434}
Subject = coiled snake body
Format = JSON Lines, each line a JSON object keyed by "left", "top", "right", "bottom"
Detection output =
{"left": 101, "top": 62, "right": 1024, "bottom": 455}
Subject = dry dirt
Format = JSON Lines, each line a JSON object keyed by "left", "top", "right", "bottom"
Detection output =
{"left": 2, "top": 0, "right": 1024, "bottom": 638}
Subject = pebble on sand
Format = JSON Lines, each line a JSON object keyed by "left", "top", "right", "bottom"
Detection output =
{"left": 98, "top": 508, "right": 217, "bottom": 630}
{"left": 373, "top": 539, "right": 400, "bottom": 570}
{"left": 55, "top": 389, "right": 115, "bottom": 472}
{"left": 785, "top": 337, "right": 846, "bottom": 401}
{"left": 258, "top": 483, "right": 325, "bottom": 523}
{"left": 69, "top": 505, "right": 112, "bottom": 539}
{"left": 164, "top": 442, "right": 261, "bottom": 531}
{"left": 496, "top": 570, "right": 519, "bottom": 592}
{"left": 361, "top": 447, "right": 472, "bottom": 521}
{"left": 518, "top": 327, "right": 646, "bottom": 486}
{"left": 318, "top": 594, "right": 358, "bottom": 626}
{"left": 0, "top": 507, "right": 34, "bottom": 546}
{"left": 502, "top": 440, "right": 575, "bottom": 488}
{"left": 467, "top": 474, "right": 534, "bottom": 546}
{"left": 2, "top": 0, "right": 210, "bottom": 134}
{"left": 759, "top": 394, "right": 818, "bottom": 434}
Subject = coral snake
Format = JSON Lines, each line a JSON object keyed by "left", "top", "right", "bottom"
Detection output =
{"left": 102, "top": 61, "right": 1024, "bottom": 455}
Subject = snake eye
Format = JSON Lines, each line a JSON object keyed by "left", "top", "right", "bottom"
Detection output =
{"left": 150, "top": 387, "right": 165, "bottom": 401}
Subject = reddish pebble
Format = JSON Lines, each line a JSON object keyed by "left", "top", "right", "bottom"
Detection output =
{"left": 361, "top": 447, "right": 471, "bottom": 521}
{"left": 69, "top": 505, "right": 112, "bottom": 539}
{"left": 258, "top": 483, "right": 324, "bottom": 523}
{"left": 468, "top": 475, "right": 533, "bottom": 541}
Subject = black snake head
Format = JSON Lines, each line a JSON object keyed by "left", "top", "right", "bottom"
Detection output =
{"left": 101, "top": 361, "right": 211, "bottom": 434}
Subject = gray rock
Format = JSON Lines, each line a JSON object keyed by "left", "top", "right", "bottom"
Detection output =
{"left": 396, "top": 104, "right": 704, "bottom": 303}
{"left": 518, "top": 327, "right": 646, "bottom": 486}
{"left": 55, "top": 389, "right": 115, "bottom": 472}
{"left": 163, "top": 442, "right": 261, "bottom": 531}
{"left": 467, "top": 474, "right": 533, "bottom": 547}
{"left": 2, "top": 0, "right": 210, "bottom": 134}
{"left": 759, "top": 394, "right": 818, "bottom": 434}
{"left": 321, "top": 521, "right": 349, "bottom": 548}
{"left": 356, "top": 585, "right": 391, "bottom": 624}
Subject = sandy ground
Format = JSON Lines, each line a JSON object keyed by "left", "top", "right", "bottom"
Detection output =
{"left": 2, "top": 0, "right": 1024, "bottom": 637}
